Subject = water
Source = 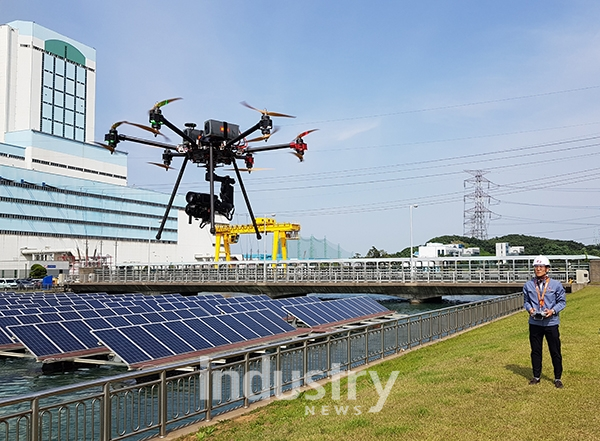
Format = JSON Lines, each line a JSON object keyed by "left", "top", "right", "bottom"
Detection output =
{"left": 0, "top": 357, "right": 128, "bottom": 400}
{"left": 0, "top": 293, "right": 491, "bottom": 401}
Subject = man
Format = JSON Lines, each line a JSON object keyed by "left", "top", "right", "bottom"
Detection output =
{"left": 523, "top": 255, "right": 566, "bottom": 388}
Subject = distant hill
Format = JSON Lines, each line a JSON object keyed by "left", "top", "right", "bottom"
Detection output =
{"left": 365, "top": 235, "right": 600, "bottom": 258}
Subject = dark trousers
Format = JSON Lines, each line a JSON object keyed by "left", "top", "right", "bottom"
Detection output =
{"left": 529, "top": 324, "right": 562, "bottom": 379}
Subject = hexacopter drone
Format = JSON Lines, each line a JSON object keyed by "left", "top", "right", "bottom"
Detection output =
{"left": 96, "top": 99, "right": 316, "bottom": 240}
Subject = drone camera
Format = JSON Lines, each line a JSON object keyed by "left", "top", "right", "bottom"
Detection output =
{"left": 204, "top": 120, "right": 240, "bottom": 141}
{"left": 185, "top": 181, "right": 235, "bottom": 228}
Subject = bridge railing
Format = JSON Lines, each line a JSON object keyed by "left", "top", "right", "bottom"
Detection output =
{"left": 88, "top": 256, "right": 587, "bottom": 284}
{"left": 0, "top": 293, "right": 523, "bottom": 441}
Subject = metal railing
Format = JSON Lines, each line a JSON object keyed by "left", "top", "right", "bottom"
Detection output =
{"left": 0, "top": 293, "right": 523, "bottom": 441}
{"left": 84, "top": 256, "right": 589, "bottom": 285}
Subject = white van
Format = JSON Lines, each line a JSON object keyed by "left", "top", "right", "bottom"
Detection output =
{"left": 0, "top": 278, "right": 19, "bottom": 289}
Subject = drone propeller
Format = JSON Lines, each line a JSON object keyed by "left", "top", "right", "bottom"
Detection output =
{"left": 150, "top": 97, "right": 183, "bottom": 112}
{"left": 110, "top": 120, "right": 169, "bottom": 140}
{"left": 93, "top": 141, "right": 116, "bottom": 154}
{"left": 290, "top": 129, "right": 318, "bottom": 162}
{"left": 246, "top": 127, "right": 280, "bottom": 143}
{"left": 148, "top": 162, "right": 177, "bottom": 171}
{"left": 296, "top": 129, "right": 319, "bottom": 139}
{"left": 240, "top": 101, "right": 296, "bottom": 118}
{"left": 290, "top": 151, "right": 305, "bottom": 162}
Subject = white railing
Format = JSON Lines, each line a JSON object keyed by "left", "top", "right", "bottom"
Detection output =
{"left": 84, "top": 256, "right": 588, "bottom": 285}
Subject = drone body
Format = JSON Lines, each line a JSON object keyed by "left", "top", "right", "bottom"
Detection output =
{"left": 98, "top": 99, "right": 316, "bottom": 240}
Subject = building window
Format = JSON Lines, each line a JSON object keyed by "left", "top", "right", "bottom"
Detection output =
{"left": 40, "top": 52, "right": 86, "bottom": 141}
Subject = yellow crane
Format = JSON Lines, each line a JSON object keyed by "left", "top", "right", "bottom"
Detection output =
{"left": 214, "top": 218, "right": 301, "bottom": 261}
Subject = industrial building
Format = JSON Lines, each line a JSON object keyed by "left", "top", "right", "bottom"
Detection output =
{"left": 0, "top": 21, "right": 215, "bottom": 278}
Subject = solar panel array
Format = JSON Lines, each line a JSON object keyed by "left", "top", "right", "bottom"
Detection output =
{"left": 0, "top": 291, "right": 390, "bottom": 368}
{"left": 281, "top": 297, "right": 390, "bottom": 327}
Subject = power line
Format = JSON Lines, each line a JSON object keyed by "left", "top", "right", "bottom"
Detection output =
{"left": 286, "top": 85, "right": 600, "bottom": 126}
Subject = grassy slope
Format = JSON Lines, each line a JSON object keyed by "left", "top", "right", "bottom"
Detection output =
{"left": 182, "top": 288, "right": 600, "bottom": 441}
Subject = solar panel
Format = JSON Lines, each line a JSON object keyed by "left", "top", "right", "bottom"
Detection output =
{"left": 142, "top": 312, "right": 167, "bottom": 323}
{"left": 158, "top": 311, "right": 180, "bottom": 321}
{"left": 218, "top": 315, "right": 261, "bottom": 339}
{"left": 60, "top": 311, "right": 83, "bottom": 321}
{"left": 0, "top": 316, "right": 22, "bottom": 328}
{"left": 172, "top": 309, "right": 195, "bottom": 319}
{"left": 6, "top": 324, "right": 62, "bottom": 358}
{"left": 92, "top": 328, "right": 153, "bottom": 365}
{"left": 79, "top": 309, "right": 101, "bottom": 319}
{"left": 2, "top": 308, "right": 27, "bottom": 316}
{"left": 125, "top": 314, "right": 150, "bottom": 325}
{"left": 191, "top": 301, "right": 221, "bottom": 316}
{"left": 183, "top": 318, "right": 231, "bottom": 347}
{"left": 311, "top": 303, "right": 344, "bottom": 322}
{"left": 15, "top": 314, "right": 43, "bottom": 324}
{"left": 217, "top": 304, "right": 245, "bottom": 314}
{"left": 202, "top": 316, "right": 246, "bottom": 343}
{"left": 228, "top": 313, "right": 273, "bottom": 338}
{"left": 142, "top": 323, "right": 196, "bottom": 354}
{"left": 186, "top": 306, "right": 212, "bottom": 317}
{"left": 161, "top": 321, "right": 214, "bottom": 351}
{"left": 62, "top": 320, "right": 103, "bottom": 348}
{"left": 105, "top": 316, "right": 131, "bottom": 328}
{"left": 283, "top": 304, "right": 327, "bottom": 327}
{"left": 38, "top": 312, "right": 64, "bottom": 323}
{"left": 254, "top": 310, "right": 297, "bottom": 333}
{"left": 85, "top": 317, "right": 112, "bottom": 330}
{"left": 36, "top": 322, "right": 87, "bottom": 353}
{"left": 119, "top": 327, "right": 174, "bottom": 359}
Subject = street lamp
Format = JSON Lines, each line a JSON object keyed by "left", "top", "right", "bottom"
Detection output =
{"left": 148, "top": 222, "right": 152, "bottom": 279}
{"left": 19, "top": 247, "right": 30, "bottom": 280}
{"left": 410, "top": 204, "right": 418, "bottom": 276}
{"left": 263, "top": 214, "right": 276, "bottom": 281}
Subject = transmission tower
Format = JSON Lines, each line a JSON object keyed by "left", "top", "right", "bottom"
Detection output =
{"left": 463, "top": 170, "right": 500, "bottom": 240}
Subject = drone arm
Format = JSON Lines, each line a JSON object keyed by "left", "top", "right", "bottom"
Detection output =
{"left": 156, "top": 154, "right": 188, "bottom": 240}
{"left": 231, "top": 160, "right": 262, "bottom": 239}
{"left": 117, "top": 134, "right": 179, "bottom": 151}
{"left": 242, "top": 142, "right": 295, "bottom": 154}
{"left": 152, "top": 113, "right": 200, "bottom": 146}
{"left": 225, "top": 121, "right": 262, "bottom": 148}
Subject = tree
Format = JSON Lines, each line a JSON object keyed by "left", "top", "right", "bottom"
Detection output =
{"left": 365, "top": 246, "right": 389, "bottom": 258}
{"left": 29, "top": 264, "right": 47, "bottom": 278}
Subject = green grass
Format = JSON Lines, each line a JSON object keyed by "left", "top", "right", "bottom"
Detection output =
{"left": 177, "top": 288, "right": 600, "bottom": 441}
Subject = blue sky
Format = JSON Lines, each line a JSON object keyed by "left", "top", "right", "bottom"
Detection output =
{"left": 3, "top": 0, "right": 600, "bottom": 255}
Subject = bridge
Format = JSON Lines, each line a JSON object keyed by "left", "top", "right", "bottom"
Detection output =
{"left": 71, "top": 255, "right": 595, "bottom": 302}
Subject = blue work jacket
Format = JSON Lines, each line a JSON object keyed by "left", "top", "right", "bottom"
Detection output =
{"left": 523, "top": 277, "right": 566, "bottom": 326}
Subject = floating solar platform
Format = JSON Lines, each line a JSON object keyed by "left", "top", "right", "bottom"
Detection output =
{"left": 92, "top": 310, "right": 302, "bottom": 368}
{"left": 282, "top": 297, "right": 390, "bottom": 328}
{"left": 0, "top": 291, "right": 391, "bottom": 368}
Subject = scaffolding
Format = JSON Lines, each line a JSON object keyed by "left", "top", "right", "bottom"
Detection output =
{"left": 214, "top": 218, "right": 300, "bottom": 261}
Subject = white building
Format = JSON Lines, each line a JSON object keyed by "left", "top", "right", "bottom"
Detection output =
{"left": 418, "top": 242, "right": 463, "bottom": 258}
{"left": 495, "top": 242, "right": 524, "bottom": 257}
{"left": 0, "top": 21, "right": 216, "bottom": 278}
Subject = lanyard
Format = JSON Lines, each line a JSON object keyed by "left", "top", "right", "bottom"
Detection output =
{"left": 535, "top": 277, "right": 549, "bottom": 308}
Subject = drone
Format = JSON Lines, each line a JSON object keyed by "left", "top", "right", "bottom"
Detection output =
{"left": 96, "top": 99, "right": 317, "bottom": 240}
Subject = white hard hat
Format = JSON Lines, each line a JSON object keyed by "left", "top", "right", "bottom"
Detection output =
{"left": 533, "top": 255, "right": 550, "bottom": 267}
